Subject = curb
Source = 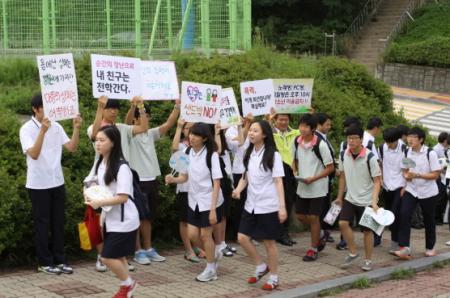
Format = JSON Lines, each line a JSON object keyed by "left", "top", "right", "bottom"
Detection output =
{"left": 393, "top": 93, "right": 450, "bottom": 106}
{"left": 265, "top": 252, "right": 450, "bottom": 298}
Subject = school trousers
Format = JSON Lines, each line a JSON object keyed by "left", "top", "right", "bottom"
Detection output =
{"left": 280, "top": 162, "right": 296, "bottom": 239}
{"left": 28, "top": 185, "right": 66, "bottom": 266}
{"left": 382, "top": 187, "right": 403, "bottom": 242}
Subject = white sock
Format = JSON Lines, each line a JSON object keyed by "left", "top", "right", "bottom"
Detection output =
{"left": 97, "top": 254, "right": 102, "bottom": 260}
{"left": 256, "top": 263, "right": 267, "bottom": 273}
{"left": 146, "top": 248, "right": 153, "bottom": 252}
{"left": 215, "top": 245, "right": 222, "bottom": 254}
{"left": 221, "top": 241, "right": 226, "bottom": 249}
{"left": 120, "top": 277, "right": 133, "bottom": 286}
{"left": 269, "top": 274, "right": 278, "bottom": 282}
{"left": 206, "top": 262, "right": 216, "bottom": 271}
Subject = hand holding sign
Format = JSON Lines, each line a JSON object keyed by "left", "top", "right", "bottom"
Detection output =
{"left": 180, "top": 81, "right": 222, "bottom": 124}
{"left": 240, "top": 79, "right": 275, "bottom": 117}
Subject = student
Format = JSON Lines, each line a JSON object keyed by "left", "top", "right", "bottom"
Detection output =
{"left": 433, "top": 132, "right": 449, "bottom": 225}
{"left": 335, "top": 124, "right": 381, "bottom": 271}
{"left": 232, "top": 120, "right": 287, "bottom": 291}
{"left": 293, "top": 114, "right": 334, "bottom": 261}
{"left": 378, "top": 127, "right": 406, "bottom": 254}
{"left": 394, "top": 127, "right": 441, "bottom": 259}
{"left": 84, "top": 125, "right": 139, "bottom": 297}
{"left": 19, "top": 93, "right": 81, "bottom": 275}
{"left": 165, "top": 123, "right": 223, "bottom": 282}
{"left": 126, "top": 99, "right": 179, "bottom": 264}
{"left": 397, "top": 124, "right": 409, "bottom": 146}
{"left": 363, "top": 117, "right": 383, "bottom": 161}
{"left": 314, "top": 112, "right": 336, "bottom": 243}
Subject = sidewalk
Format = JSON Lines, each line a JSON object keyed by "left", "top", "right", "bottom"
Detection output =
{"left": 0, "top": 226, "right": 449, "bottom": 297}
{"left": 392, "top": 86, "right": 450, "bottom": 106}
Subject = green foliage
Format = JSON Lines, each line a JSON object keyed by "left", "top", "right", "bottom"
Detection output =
{"left": 384, "top": 0, "right": 450, "bottom": 67}
{"left": 351, "top": 277, "right": 372, "bottom": 289}
{"left": 391, "top": 268, "right": 415, "bottom": 280}
{"left": 0, "top": 46, "right": 404, "bottom": 265}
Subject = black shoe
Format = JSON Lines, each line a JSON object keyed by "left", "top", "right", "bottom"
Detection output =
{"left": 287, "top": 237, "right": 297, "bottom": 245}
{"left": 336, "top": 239, "right": 347, "bottom": 250}
{"left": 57, "top": 264, "right": 74, "bottom": 274}
{"left": 436, "top": 221, "right": 443, "bottom": 226}
{"left": 411, "top": 224, "right": 424, "bottom": 229}
{"left": 326, "top": 235, "right": 335, "bottom": 243}
{"left": 276, "top": 238, "right": 293, "bottom": 246}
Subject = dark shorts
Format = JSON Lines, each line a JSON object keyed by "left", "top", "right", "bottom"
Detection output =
{"left": 176, "top": 192, "right": 189, "bottom": 222}
{"left": 339, "top": 200, "right": 370, "bottom": 232}
{"left": 139, "top": 180, "right": 159, "bottom": 221}
{"left": 238, "top": 210, "right": 281, "bottom": 240}
{"left": 102, "top": 228, "right": 137, "bottom": 259}
{"left": 295, "top": 196, "right": 326, "bottom": 216}
{"left": 187, "top": 205, "right": 223, "bottom": 228}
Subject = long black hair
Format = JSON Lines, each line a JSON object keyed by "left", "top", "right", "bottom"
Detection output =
{"left": 190, "top": 122, "right": 218, "bottom": 155}
{"left": 94, "top": 125, "right": 125, "bottom": 185}
{"left": 207, "top": 124, "right": 229, "bottom": 156}
{"left": 243, "top": 120, "right": 277, "bottom": 172}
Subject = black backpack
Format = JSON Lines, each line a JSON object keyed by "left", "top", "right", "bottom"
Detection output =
{"left": 342, "top": 139, "right": 374, "bottom": 153}
{"left": 379, "top": 142, "right": 407, "bottom": 160}
{"left": 294, "top": 135, "right": 326, "bottom": 167}
{"left": 340, "top": 150, "right": 375, "bottom": 181}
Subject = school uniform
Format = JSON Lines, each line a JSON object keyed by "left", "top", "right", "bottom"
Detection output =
{"left": 94, "top": 161, "right": 140, "bottom": 258}
{"left": 187, "top": 147, "right": 224, "bottom": 228}
{"left": 338, "top": 147, "right": 381, "bottom": 231}
{"left": 363, "top": 131, "right": 380, "bottom": 161}
{"left": 294, "top": 134, "right": 334, "bottom": 216}
{"left": 19, "top": 116, "right": 70, "bottom": 267}
{"left": 176, "top": 142, "right": 190, "bottom": 222}
{"left": 238, "top": 148, "right": 285, "bottom": 240}
{"left": 398, "top": 146, "right": 441, "bottom": 250}
{"left": 379, "top": 142, "right": 406, "bottom": 242}
{"left": 432, "top": 142, "right": 448, "bottom": 223}
{"left": 219, "top": 150, "right": 234, "bottom": 217}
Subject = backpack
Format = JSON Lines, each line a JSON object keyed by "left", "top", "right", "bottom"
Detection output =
{"left": 342, "top": 139, "right": 374, "bottom": 153}
{"left": 340, "top": 149, "right": 375, "bottom": 181}
{"left": 313, "top": 132, "right": 337, "bottom": 179}
{"left": 379, "top": 142, "right": 407, "bottom": 160}
{"left": 294, "top": 135, "right": 326, "bottom": 168}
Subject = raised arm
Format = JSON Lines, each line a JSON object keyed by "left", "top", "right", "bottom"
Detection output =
{"left": 125, "top": 97, "right": 138, "bottom": 125}
{"left": 158, "top": 102, "right": 180, "bottom": 136}
{"left": 131, "top": 97, "right": 149, "bottom": 135}
{"left": 172, "top": 118, "right": 185, "bottom": 153}
{"left": 215, "top": 122, "right": 222, "bottom": 153}
{"left": 26, "top": 118, "right": 50, "bottom": 160}
{"left": 64, "top": 115, "right": 82, "bottom": 152}
{"left": 91, "top": 95, "right": 108, "bottom": 141}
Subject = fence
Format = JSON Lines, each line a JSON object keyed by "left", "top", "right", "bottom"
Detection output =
{"left": 0, "top": 0, "right": 252, "bottom": 58}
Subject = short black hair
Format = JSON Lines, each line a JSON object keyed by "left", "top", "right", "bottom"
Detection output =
{"left": 274, "top": 113, "right": 291, "bottom": 120}
{"left": 314, "top": 112, "right": 330, "bottom": 126}
{"left": 407, "top": 126, "right": 426, "bottom": 144}
{"left": 367, "top": 117, "right": 383, "bottom": 130}
{"left": 299, "top": 113, "right": 317, "bottom": 130}
{"left": 345, "top": 124, "right": 364, "bottom": 138}
{"left": 438, "top": 132, "right": 448, "bottom": 144}
{"left": 31, "top": 93, "right": 43, "bottom": 116}
{"left": 397, "top": 124, "right": 409, "bottom": 137}
{"left": 133, "top": 103, "right": 151, "bottom": 119}
{"left": 105, "top": 99, "right": 121, "bottom": 109}
{"left": 343, "top": 116, "right": 361, "bottom": 129}
{"left": 383, "top": 127, "right": 400, "bottom": 143}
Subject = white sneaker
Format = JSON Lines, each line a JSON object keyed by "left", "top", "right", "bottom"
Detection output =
{"left": 389, "top": 242, "right": 400, "bottom": 255}
{"left": 196, "top": 268, "right": 218, "bottom": 282}
{"left": 445, "top": 240, "right": 450, "bottom": 246}
{"left": 361, "top": 259, "right": 373, "bottom": 271}
{"left": 128, "top": 262, "right": 136, "bottom": 272}
{"left": 146, "top": 248, "right": 166, "bottom": 262}
{"left": 134, "top": 250, "right": 151, "bottom": 265}
{"left": 95, "top": 259, "right": 107, "bottom": 272}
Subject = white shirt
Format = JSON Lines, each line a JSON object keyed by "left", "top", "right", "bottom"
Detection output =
{"left": 380, "top": 142, "right": 406, "bottom": 191}
{"left": 225, "top": 126, "right": 249, "bottom": 174}
{"left": 363, "top": 131, "right": 380, "bottom": 160}
{"left": 129, "top": 127, "right": 161, "bottom": 181}
{"left": 20, "top": 117, "right": 70, "bottom": 189}
{"left": 245, "top": 148, "right": 285, "bottom": 214}
{"left": 176, "top": 143, "right": 190, "bottom": 194}
{"left": 403, "top": 145, "right": 441, "bottom": 199}
{"left": 187, "top": 147, "right": 223, "bottom": 212}
{"left": 96, "top": 162, "right": 140, "bottom": 233}
{"left": 433, "top": 143, "right": 448, "bottom": 183}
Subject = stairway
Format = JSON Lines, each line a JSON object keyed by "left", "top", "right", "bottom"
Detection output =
{"left": 349, "top": 0, "right": 411, "bottom": 74}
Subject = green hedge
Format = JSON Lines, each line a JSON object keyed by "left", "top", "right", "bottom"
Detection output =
{"left": 384, "top": 0, "right": 450, "bottom": 67}
{"left": 0, "top": 47, "right": 406, "bottom": 266}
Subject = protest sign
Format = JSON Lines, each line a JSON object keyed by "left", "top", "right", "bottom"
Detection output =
{"left": 37, "top": 53, "right": 79, "bottom": 121}
{"left": 180, "top": 81, "right": 221, "bottom": 124}
{"left": 219, "top": 88, "right": 241, "bottom": 129}
{"left": 273, "top": 79, "right": 314, "bottom": 114}
{"left": 240, "top": 79, "right": 274, "bottom": 116}
{"left": 140, "top": 61, "right": 179, "bottom": 100}
{"left": 91, "top": 54, "right": 141, "bottom": 100}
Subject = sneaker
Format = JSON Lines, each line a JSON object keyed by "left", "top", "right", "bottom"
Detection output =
{"left": 128, "top": 262, "right": 136, "bottom": 272}
{"left": 340, "top": 253, "right": 359, "bottom": 269}
{"left": 196, "top": 268, "right": 218, "bottom": 282}
{"left": 222, "top": 247, "right": 234, "bottom": 257}
{"left": 146, "top": 248, "right": 166, "bottom": 262}
{"left": 336, "top": 239, "right": 348, "bottom": 250}
{"left": 389, "top": 242, "right": 400, "bottom": 255}
{"left": 394, "top": 247, "right": 412, "bottom": 260}
{"left": 134, "top": 250, "right": 151, "bottom": 265}
{"left": 247, "top": 265, "right": 269, "bottom": 284}
{"left": 38, "top": 266, "right": 62, "bottom": 275}
{"left": 57, "top": 264, "right": 73, "bottom": 274}
{"left": 262, "top": 276, "right": 279, "bottom": 291}
{"left": 302, "top": 249, "right": 318, "bottom": 262}
{"left": 361, "top": 259, "right": 373, "bottom": 271}
{"left": 318, "top": 234, "right": 327, "bottom": 252}
{"left": 96, "top": 258, "right": 107, "bottom": 272}
{"left": 113, "top": 280, "right": 137, "bottom": 298}
{"left": 226, "top": 244, "right": 237, "bottom": 253}
{"left": 425, "top": 249, "right": 437, "bottom": 257}
{"left": 446, "top": 240, "right": 450, "bottom": 246}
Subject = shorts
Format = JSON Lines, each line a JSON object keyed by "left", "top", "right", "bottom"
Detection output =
{"left": 139, "top": 180, "right": 160, "bottom": 221}
{"left": 101, "top": 228, "right": 137, "bottom": 259}
{"left": 295, "top": 196, "right": 326, "bottom": 216}
{"left": 339, "top": 199, "right": 370, "bottom": 232}
{"left": 176, "top": 192, "right": 189, "bottom": 222}
{"left": 238, "top": 210, "right": 281, "bottom": 240}
{"left": 188, "top": 205, "right": 223, "bottom": 228}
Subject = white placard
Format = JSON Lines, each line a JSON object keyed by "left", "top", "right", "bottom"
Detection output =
{"left": 91, "top": 54, "right": 141, "bottom": 99}
{"left": 36, "top": 53, "right": 79, "bottom": 121}
{"left": 273, "top": 79, "right": 314, "bottom": 114}
{"left": 240, "top": 79, "right": 274, "bottom": 116}
{"left": 140, "top": 61, "right": 179, "bottom": 100}
{"left": 180, "top": 81, "right": 221, "bottom": 124}
{"left": 219, "top": 88, "right": 241, "bottom": 129}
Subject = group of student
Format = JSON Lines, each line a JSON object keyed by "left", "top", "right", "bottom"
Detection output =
{"left": 19, "top": 92, "right": 450, "bottom": 298}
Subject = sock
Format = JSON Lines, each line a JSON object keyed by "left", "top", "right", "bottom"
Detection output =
{"left": 221, "top": 241, "right": 226, "bottom": 249}
{"left": 97, "top": 254, "right": 101, "bottom": 260}
{"left": 349, "top": 252, "right": 358, "bottom": 257}
{"left": 256, "top": 263, "right": 267, "bottom": 273}
{"left": 206, "top": 262, "right": 216, "bottom": 271}
{"left": 215, "top": 244, "right": 222, "bottom": 254}
{"left": 268, "top": 274, "right": 278, "bottom": 282}
{"left": 120, "top": 277, "right": 133, "bottom": 286}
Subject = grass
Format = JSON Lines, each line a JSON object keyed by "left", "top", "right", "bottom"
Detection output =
{"left": 318, "top": 287, "right": 346, "bottom": 297}
{"left": 350, "top": 277, "right": 372, "bottom": 289}
{"left": 391, "top": 268, "right": 415, "bottom": 280}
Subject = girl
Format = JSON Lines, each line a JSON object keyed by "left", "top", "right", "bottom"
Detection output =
{"left": 166, "top": 122, "right": 224, "bottom": 282}
{"left": 84, "top": 125, "right": 139, "bottom": 298}
{"left": 232, "top": 120, "right": 286, "bottom": 291}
